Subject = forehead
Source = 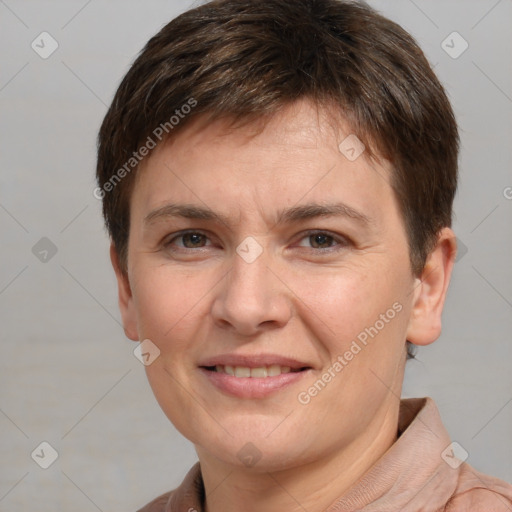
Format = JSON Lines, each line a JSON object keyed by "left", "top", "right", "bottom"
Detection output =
{"left": 131, "top": 100, "right": 399, "bottom": 230}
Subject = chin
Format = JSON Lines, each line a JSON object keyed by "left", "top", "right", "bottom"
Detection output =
{"left": 203, "top": 440, "right": 309, "bottom": 473}
{"left": 192, "top": 419, "right": 317, "bottom": 472}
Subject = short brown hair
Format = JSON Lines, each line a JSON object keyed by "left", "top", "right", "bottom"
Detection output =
{"left": 97, "top": 0, "right": 458, "bottom": 276}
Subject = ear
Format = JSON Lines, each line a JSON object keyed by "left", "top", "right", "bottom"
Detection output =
{"left": 406, "top": 228, "right": 457, "bottom": 346}
{"left": 110, "top": 244, "right": 139, "bottom": 341}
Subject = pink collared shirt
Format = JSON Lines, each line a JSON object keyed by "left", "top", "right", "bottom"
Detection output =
{"left": 138, "top": 398, "right": 512, "bottom": 511}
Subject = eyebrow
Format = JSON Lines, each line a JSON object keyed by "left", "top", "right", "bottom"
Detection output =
{"left": 144, "top": 204, "right": 231, "bottom": 227}
{"left": 143, "top": 202, "right": 372, "bottom": 228}
{"left": 276, "top": 203, "right": 371, "bottom": 226}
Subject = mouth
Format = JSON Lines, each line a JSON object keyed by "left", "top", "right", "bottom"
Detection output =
{"left": 198, "top": 357, "right": 312, "bottom": 398}
{"left": 202, "top": 364, "right": 309, "bottom": 378}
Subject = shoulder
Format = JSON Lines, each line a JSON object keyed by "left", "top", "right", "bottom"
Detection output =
{"left": 136, "top": 463, "right": 203, "bottom": 512}
{"left": 136, "top": 491, "right": 173, "bottom": 512}
{"left": 446, "top": 488, "right": 512, "bottom": 511}
{"left": 445, "top": 463, "right": 512, "bottom": 512}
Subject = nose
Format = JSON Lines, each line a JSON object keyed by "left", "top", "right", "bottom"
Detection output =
{"left": 210, "top": 250, "right": 293, "bottom": 336}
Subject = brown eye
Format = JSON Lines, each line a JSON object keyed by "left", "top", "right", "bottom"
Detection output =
{"left": 295, "top": 231, "right": 349, "bottom": 252}
{"left": 309, "top": 233, "right": 335, "bottom": 249}
{"left": 181, "top": 232, "right": 208, "bottom": 248}
{"left": 166, "top": 231, "right": 211, "bottom": 250}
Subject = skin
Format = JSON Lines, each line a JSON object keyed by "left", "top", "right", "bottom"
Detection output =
{"left": 112, "top": 100, "right": 456, "bottom": 512}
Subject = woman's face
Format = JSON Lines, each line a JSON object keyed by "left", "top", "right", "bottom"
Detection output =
{"left": 118, "top": 100, "right": 419, "bottom": 471}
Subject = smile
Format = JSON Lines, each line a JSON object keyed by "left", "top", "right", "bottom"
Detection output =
{"left": 199, "top": 362, "right": 311, "bottom": 399}
{"left": 209, "top": 364, "right": 304, "bottom": 378}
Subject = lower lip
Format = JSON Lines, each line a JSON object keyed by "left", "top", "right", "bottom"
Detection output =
{"left": 199, "top": 368, "right": 311, "bottom": 399}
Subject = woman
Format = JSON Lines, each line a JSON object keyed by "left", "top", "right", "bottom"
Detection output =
{"left": 96, "top": 0, "right": 512, "bottom": 510}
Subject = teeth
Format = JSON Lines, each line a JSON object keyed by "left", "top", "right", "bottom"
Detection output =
{"left": 267, "top": 364, "right": 281, "bottom": 376}
{"left": 234, "top": 366, "right": 251, "bottom": 378}
{"left": 250, "top": 367, "right": 267, "bottom": 378}
{"left": 214, "top": 365, "right": 296, "bottom": 377}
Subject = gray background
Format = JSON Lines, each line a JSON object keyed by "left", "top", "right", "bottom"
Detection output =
{"left": 0, "top": 0, "right": 511, "bottom": 510}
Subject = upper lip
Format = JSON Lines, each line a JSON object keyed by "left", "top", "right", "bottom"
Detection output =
{"left": 199, "top": 354, "right": 311, "bottom": 370}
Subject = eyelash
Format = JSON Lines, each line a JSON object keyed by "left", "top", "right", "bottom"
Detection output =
{"left": 164, "top": 230, "right": 350, "bottom": 253}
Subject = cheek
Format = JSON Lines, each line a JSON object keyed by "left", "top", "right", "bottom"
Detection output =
{"left": 291, "top": 260, "right": 410, "bottom": 395}
{"left": 316, "top": 265, "right": 409, "bottom": 358}
{"left": 130, "top": 268, "right": 214, "bottom": 440}
{"left": 131, "top": 266, "right": 210, "bottom": 351}
{"left": 291, "top": 263, "right": 397, "bottom": 342}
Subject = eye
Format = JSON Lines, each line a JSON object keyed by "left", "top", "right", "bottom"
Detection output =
{"left": 296, "top": 231, "right": 349, "bottom": 250}
{"left": 166, "top": 231, "right": 211, "bottom": 249}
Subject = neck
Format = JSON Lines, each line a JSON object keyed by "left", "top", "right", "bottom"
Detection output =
{"left": 198, "top": 402, "right": 400, "bottom": 512}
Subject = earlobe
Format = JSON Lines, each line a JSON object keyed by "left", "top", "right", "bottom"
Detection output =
{"left": 110, "top": 244, "right": 139, "bottom": 341}
{"left": 406, "top": 228, "right": 457, "bottom": 347}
